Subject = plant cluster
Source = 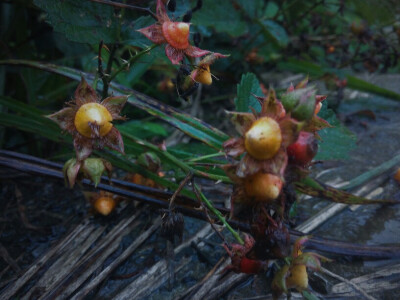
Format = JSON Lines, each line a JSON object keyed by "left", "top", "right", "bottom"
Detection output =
{"left": 2, "top": 0, "right": 400, "bottom": 298}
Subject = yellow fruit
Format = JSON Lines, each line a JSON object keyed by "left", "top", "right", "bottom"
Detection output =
{"left": 394, "top": 168, "right": 400, "bottom": 184}
{"left": 74, "top": 103, "right": 113, "bottom": 138}
{"left": 93, "top": 196, "right": 116, "bottom": 216}
{"left": 244, "top": 172, "right": 283, "bottom": 202}
{"left": 244, "top": 117, "right": 282, "bottom": 160}
{"left": 314, "top": 102, "right": 322, "bottom": 115}
{"left": 194, "top": 65, "right": 212, "bottom": 85}
{"left": 286, "top": 264, "right": 308, "bottom": 291}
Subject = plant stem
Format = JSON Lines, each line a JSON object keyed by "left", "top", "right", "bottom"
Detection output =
{"left": 186, "top": 152, "right": 225, "bottom": 162}
{"left": 193, "top": 183, "right": 244, "bottom": 245}
{"left": 343, "top": 152, "right": 400, "bottom": 190}
{"left": 88, "top": 0, "right": 157, "bottom": 19}
{"left": 121, "top": 132, "right": 232, "bottom": 183}
{"left": 169, "top": 172, "right": 193, "bottom": 209}
{"left": 320, "top": 267, "right": 377, "bottom": 300}
{"left": 108, "top": 44, "right": 159, "bottom": 82}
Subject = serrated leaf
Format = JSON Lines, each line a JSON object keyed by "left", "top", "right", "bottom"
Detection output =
{"left": 315, "top": 105, "right": 356, "bottom": 160}
{"left": 34, "top": 0, "right": 153, "bottom": 46}
{"left": 235, "top": 73, "right": 263, "bottom": 113}
{"left": 191, "top": 0, "right": 248, "bottom": 37}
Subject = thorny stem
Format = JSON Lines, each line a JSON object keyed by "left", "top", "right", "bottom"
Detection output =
{"left": 169, "top": 172, "right": 193, "bottom": 210}
{"left": 193, "top": 183, "right": 230, "bottom": 249}
{"left": 97, "top": 41, "right": 109, "bottom": 99}
{"left": 192, "top": 182, "right": 244, "bottom": 245}
{"left": 108, "top": 44, "right": 159, "bottom": 83}
{"left": 121, "top": 132, "right": 232, "bottom": 183}
{"left": 88, "top": 0, "right": 157, "bottom": 20}
{"left": 101, "top": 43, "right": 117, "bottom": 99}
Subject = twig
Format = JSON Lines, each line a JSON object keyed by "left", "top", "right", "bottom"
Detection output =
{"left": 169, "top": 172, "right": 193, "bottom": 210}
{"left": 0, "top": 243, "right": 21, "bottom": 273}
{"left": 88, "top": 0, "right": 157, "bottom": 19}
{"left": 321, "top": 266, "right": 378, "bottom": 300}
{"left": 193, "top": 182, "right": 244, "bottom": 245}
{"left": 103, "top": 44, "right": 116, "bottom": 98}
{"left": 114, "top": 224, "right": 214, "bottom": 300}
{"left": 0, "top": 221, "right": 89, "bottom": 299}
{"left": 70, "top": 218, "right": 161, "bottom": 300}
{"left": 192, "top": 179, "right": 230, "bottom": 249}
{"left": 1, "top": 153, "right": 400, "bottom": 259}
{"left": 108, "top": 44, "right": 158, "bottom": 82}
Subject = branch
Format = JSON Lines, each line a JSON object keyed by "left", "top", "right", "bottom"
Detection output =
{"left": 88, "top": 0, "right": 157, "bottom": 19}
{"left": 1, "top": 150, "right": 400, "bottom": 259}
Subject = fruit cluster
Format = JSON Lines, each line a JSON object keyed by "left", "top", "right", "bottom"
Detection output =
{"left": 222, "top": 78, "right": 331, "bottom": 295}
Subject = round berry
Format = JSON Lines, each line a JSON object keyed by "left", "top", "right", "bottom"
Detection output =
{"left": 74, "top": 103, "right": 113, "bottom": 138}
{"left": 287, "top": 131, "right": 318, "bottom": 166}
{"left": 94, "top": 196, "right": 116, "bottom": 216}
{"left": 244, "top": 172, "right": 283, "bottom": 202}
{"left": 244, "top": 117, "right": 282, "bottom": 160}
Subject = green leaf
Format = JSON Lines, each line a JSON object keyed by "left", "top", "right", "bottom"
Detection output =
{"left": 302, "top": 290, "right": 321, "bottom": 300}
{"left": 235, "top": 0, "right": 265, "bottom": 18}
{"left": 278, "top": 58, "right": 400, "bottom": 101}
{"left": 349, "top": 0, "right": 396, "bottom": 25}
{"left": 260, "top": 20, "right": 289, "bottom": 47}
{"left": 235, "top": 73, "right": 263, "bottom": 113}
{"left": 191, "top": 0, "right": 248, "bottom": 37}
{"left": 33, "top": 0, "right": 153, "bottom": 46}
{"left": 293, "top": 253, "right": 322, "bottom": 271}
{"left": 116, "top": 121, "right": 168, "bottom": 140}
{"left": 0, "top": 59, "right": 228, "bottom": 150}
{"left": 316, "top": 105, "right": 356, "bottom": 160}
{"left": 296, "top": 177, "right": 399, "bottom": 205}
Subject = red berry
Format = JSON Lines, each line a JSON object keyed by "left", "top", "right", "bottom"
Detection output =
{"left": 239, "top": 257, "right": 264, "bottom": 274}
{"left": 287, "top": 132, "right": 318, "bottom": 166}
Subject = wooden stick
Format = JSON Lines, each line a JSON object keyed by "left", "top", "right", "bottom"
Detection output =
{"left": 70, "top": 218, "right": 162, "bottom": 300}
{"left": 321, "top": 266, "right": 377, "bottom": 300}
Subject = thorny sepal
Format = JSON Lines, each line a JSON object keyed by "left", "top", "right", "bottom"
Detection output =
{"left": 137, "top": 152, "right": 161, "bottom": 173}
{"left": 236, "top": 148, "right": 288, "bottom": 178}
{"left": 271, "top": 236, "right": 330, "bottom": 299}
{"left": 103, "top": 127, "right": 125, "bottom": 154}
{"left": 136, "top": 0, "right": 216, "bottom": 65}
{"left": 63, "top": 157, "right": 112, "bottom": 188}
{"left": 63, "top": 158, "right": 81, "bottom": 188}
{"left": 101, "top": 95, "right": 129, "bottom": 118}
{"left": 292, "top": 252, "right": 332, "bottom": 271}
{"left": 46, "top": 107, "right": 74, "bottom": 131}
{"left": 224, "top": 234, "right": 268, "bottom": 274}
{"left": 225, "top": 111, "right": 256, "bottom": 135}
{"left": 223, "top": 89, "right": 300, "bottom": 178}
{"left": 47, "top": 77, "right": 127, "bottom": 161}
{"left": 74, "top": 76, "right": 98, "bottom": 106}
{"left": 190, "top": 53, "right": 229, "bottom": 85}
{"left": 271, "top": 265, "right": 289, "bottom": 297}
